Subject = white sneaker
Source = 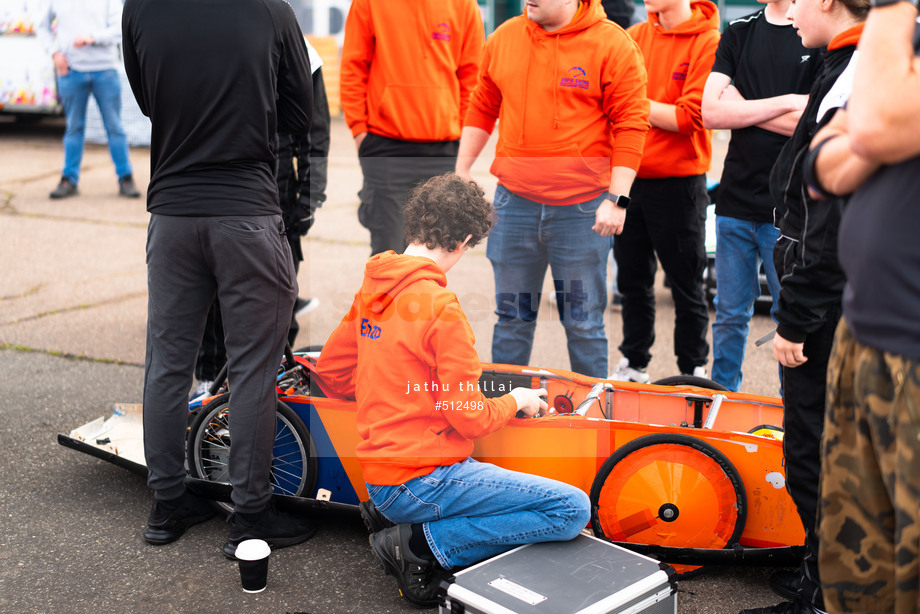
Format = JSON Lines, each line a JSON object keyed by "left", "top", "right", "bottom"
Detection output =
{"left": 682, "top": 366, "right": 708, "bottom": 378}
{"left": 295, "top": 297, "right": 320, "bottom": 318}
{"left": 191, "top": 380, "right": 213, "bottom": 400}
{"left": 608, "top": 357, "right": 650, "bottom": 384}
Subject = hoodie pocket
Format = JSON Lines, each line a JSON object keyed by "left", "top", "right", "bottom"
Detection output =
{"left": 375, "top": 85, "right": 459, "bottom": 141}
{"left": 491, "top": 143, "right": 609, "bottom": 204}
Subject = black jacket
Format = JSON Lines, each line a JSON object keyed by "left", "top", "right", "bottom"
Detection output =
{"left": 278, "top": 68, "right": 331, "bottom": 246}
{"left": 769, "top": 41, "right": 857, "bottom": 343}
{"left": 122, "top": 0, "right": 313, "bottom": 216}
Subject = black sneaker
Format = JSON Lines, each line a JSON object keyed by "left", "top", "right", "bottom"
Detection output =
{"left": 769, "top": 569, "right": 801, "bottom": 602}
{"left": 143, "top": 490, "right": 216, "bottom": 545}
{"left": 359, "top": 499, "right": 395, "bottom": 534}
{"left": 369, "top": 524, "right": 448, "bottom": 608}
{"left": 50, "top": 177, "right": 78, "bottom": 199}
{"left": 222, "top": 501, "right": 317, "bottom": 559}
{"left": 740, "top": 599, "right": 815, "bottom": 614}
{"left": 119, "top": 174, "right": 141, "bottom": 198}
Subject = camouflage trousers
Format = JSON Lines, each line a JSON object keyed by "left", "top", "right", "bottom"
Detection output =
{"left": 820, "top": 318, "right": 920, "bottom": 613}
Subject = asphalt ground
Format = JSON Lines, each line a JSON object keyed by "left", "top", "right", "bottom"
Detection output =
{"left": 0, "top": 115, "right": 787, "bottom": 613}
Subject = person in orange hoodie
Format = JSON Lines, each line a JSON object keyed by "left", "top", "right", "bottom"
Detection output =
{"left": 608, "top": 0, "right": 720, "bottom": 384}
{"left": 316, "top": 174, "right": 591, "bottom": 608}
{"left": 341, "top": 0, "right": 484, "bottom": 256}
{"left": 456, "top": 0, "right": 649, "bottom": 380}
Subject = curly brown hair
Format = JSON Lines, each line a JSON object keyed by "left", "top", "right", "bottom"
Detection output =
{"left": 404, "top": 173, "right": 495, "bottom": 252}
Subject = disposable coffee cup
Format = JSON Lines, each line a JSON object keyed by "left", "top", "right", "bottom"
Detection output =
{"left": 236, "top": 539, "right": 271, "bottom": 593}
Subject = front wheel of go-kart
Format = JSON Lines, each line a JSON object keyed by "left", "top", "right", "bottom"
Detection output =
{"left": 590, "top": 433, "right": 746, "bottom": 576}
{"left": 651, "top": 375, "right": 729, "bottom": 392}
{"left": 186, "top": 395, "right": 317, "bottom": 515}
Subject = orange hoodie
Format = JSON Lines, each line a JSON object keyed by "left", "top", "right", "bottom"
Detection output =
{"left": 464, "top": 0, "right": 650, "bottom": 205}
{"left": 340, "top": 0, "right": 484, "bottom": 142}
{"left": 628, "top": 0, "right": 720, "bottom": 179}
{"left": 316, "top": 252, "right": 517, "bottom": 486}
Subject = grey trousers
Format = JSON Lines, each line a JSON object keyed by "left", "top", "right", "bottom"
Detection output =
{"left": 143, "top": 213, "right": 297, "bottom": 514}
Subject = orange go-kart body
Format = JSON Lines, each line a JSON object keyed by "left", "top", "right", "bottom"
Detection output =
{"left": 293, "top": 361, "right": 804, "bottom": 573}
{"left": 59, "top": 353, "right": 804, "bottom": 574}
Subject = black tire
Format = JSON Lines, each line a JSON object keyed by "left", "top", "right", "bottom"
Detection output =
{"left": 590, "top": 433, "right": 746, "bottom": 575}
{"left": 652, "top": 375, "right": 729, "bottom": 392}
{"left": 186, "top": 395, "right": 316, "bottom": 515}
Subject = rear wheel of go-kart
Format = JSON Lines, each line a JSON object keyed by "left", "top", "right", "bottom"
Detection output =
{"left": 186, "top": 395, "right": 317, "bottom": 515}
{"left": 590, "top": 433, "right": 746, "bottom": 576}
{"left": 651, "top": 375, "right": 729, "bottom": 392}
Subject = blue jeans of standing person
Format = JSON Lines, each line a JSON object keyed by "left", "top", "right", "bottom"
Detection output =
{"left": 487, "top": 185, "right": 610, "bottom": 378}
{"left": 57, "top": 68, "right": 132, "bottom": 184}
{"left": 711, "top": 215, "right": 781, "bottom": 392}
{"left": 367, "top": 458, "right": 591, "bottom": 569}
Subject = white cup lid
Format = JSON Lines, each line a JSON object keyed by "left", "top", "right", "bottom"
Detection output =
{"left": 235, "top": 539, "right": 271, "bottom": 561}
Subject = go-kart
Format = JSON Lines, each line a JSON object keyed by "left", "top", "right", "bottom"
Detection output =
{"left": 58, "top": 346, "right": 804, "bottom": 575}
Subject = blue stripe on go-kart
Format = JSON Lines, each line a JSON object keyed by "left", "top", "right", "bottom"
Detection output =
{"left": 286, "top": 398, "right": 361, "bottom": 506}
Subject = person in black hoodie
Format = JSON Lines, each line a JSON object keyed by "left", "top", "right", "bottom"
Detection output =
{"left": 807, "top": 4, "right": 920, "bottom": 610}
{"left": 122, "top": 0, "right": 317, "bottom": 558}
{"left": 191, "top": 40, "right": 331, "bottom": 399}
{"left": 759, "top": 0, "right": 869, "bottom": 611}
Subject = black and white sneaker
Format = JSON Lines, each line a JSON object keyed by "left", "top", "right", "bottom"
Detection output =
{"left": 359, "top": 499, "right": 395, "bottom": 534}
{"left": 50, "top": 177, "right": 78, "bottom": 199}
{"left": 294, "top": 297, "right": 320, "bottom": 318}
{"left": 222, "top": 501, "right": 317, "bottom": 559}
{"left": 369, "top": 524, "right": 448, "bottom": 608}
{"left": 143, "top": 490, "right": 215, "bottom": 545}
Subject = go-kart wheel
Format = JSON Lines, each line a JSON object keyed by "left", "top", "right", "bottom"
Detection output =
{"left": 651, "top": 375, "right": 729, "bottom": 392}
{"left": 186, "top": 395, "right": 317, "bottom": 515}
{"left": 590, "top": 433, "right": 746, "bottom": 575}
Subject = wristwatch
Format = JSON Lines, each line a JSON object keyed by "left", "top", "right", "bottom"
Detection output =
{"left": 605, "top": 192, "right": 631, "bottom": 210}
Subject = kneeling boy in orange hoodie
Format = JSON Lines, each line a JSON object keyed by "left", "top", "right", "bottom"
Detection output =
{"left": 317, "top": 174, "right": 590, "bottom": 608}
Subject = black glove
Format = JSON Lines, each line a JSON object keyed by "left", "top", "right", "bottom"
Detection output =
{"left": 288, "top": 193, "right": 317, "bottom": 236}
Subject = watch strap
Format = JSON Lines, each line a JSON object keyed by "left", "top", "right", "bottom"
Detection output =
{"left": 605, "top": 192, "right": 630, "bottom": 209}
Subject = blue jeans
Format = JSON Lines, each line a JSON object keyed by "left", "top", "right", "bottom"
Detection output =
{"left": 57, "top": 69, "right": 132, "bottom": 183}
{"left": 367, "top": 458, "right": 590, "bottom": 569}
{"left": 711, "top": 216, "right": 781, "bottom": 392}
{"left": 487, "top": 185, "right": 610, "bottom": 378}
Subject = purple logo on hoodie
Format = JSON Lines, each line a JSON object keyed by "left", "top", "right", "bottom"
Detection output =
{"left": 432, "top": 23, "right": 451, "bottom": 41}
{"left": 560, "top": 66, "right": 589, "bottom": 90}
{"left": 672, "top": 62, "right": 689, "bottom": 81}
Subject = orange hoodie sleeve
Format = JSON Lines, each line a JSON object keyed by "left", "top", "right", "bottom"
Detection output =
{"left": 674, "top": 33, "right": 720, "bottom": 136}
{"left": 316, "top": 300, "right": 360, "bottom": 400}
{"left": 463, "top": 37, "right": 502, "bottom": 134}
{"left": 601, "top": 36, "right": 650, "bottom": 171}
{"left": 340, "top": 0, "right": 373, "bottom": 137}
{"left": 457, "top": 3, "right": 485, "bottom": 127}
{"left": 422, "top": 298, "right": 517, "bottom": 440}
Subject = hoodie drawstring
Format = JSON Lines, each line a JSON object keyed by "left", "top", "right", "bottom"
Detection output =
{"left": 520, "top": 27, "right": 536, "bottom": 145}
{"left": 552, "top": 35, "right": 560, "bottom": 130}
{"left": 421, "top": 0, "right": 431, "bottom": 60}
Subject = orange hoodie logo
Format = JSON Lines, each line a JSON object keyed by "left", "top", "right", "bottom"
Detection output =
{"left": 560, "top": 66, "right": 589, "bottom": 90}
{"left": 432, "top": 23, "right": 451, "bottom": 42}
{"left": 672, "top": 62, "right": 689, "bottom": 82}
